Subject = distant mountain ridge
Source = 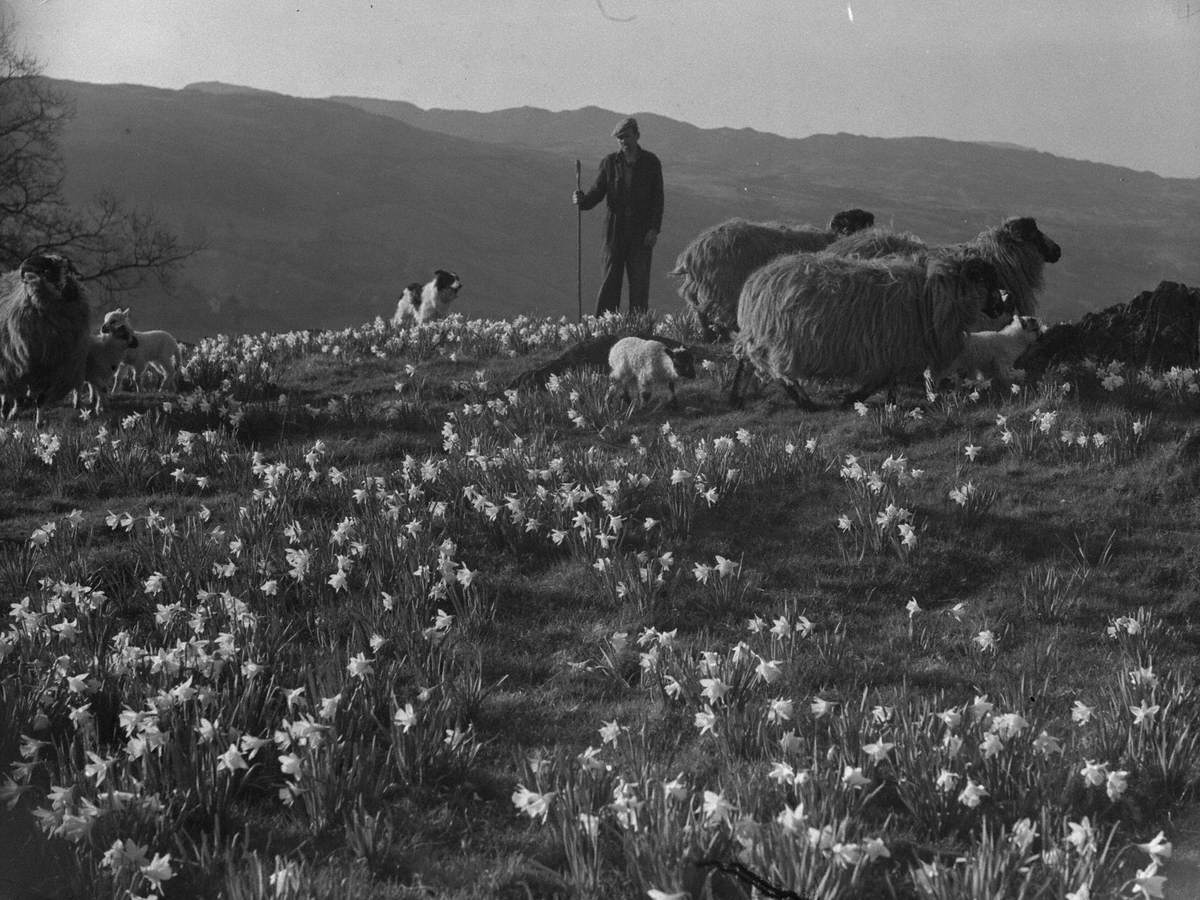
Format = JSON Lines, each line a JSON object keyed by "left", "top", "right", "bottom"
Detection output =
{"left": 49, "top": 79, "right": 1200, "bottom": 340}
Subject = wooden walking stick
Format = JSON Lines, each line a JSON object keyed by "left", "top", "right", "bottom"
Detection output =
{"left": 575, "top": 159, "right": 583, "bottom": 323}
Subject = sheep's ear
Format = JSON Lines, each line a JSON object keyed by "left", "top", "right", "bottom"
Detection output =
{"left": 128, "top": 335, "right": 139, "bottom": 348}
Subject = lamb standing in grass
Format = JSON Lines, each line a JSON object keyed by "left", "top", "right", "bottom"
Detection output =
{"left": 73, "top": 330, "right": 136, "bottom": 412}
{"left": 100, "top": 308, "right": 183, "bottom": 391}
{"left": 936, "top": 315, "right": 1046, "bottom": 391}
{"left": 607, "top": 336, "right": 696, "bottom": 405}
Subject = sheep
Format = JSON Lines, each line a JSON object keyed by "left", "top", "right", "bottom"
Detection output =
{"left": 825, "top": 227, "right": 928, "bottom": 260}
{"left": 0, "top": 253, "right": 92, "bottom": 420}
{"left": 826, "top": 217, "right": 1061, "bottom": 319}
{"left": 936, "top": 315, "right": 1047, "bottom": 391}
{"left": 73, "top": 330, "right": 136, "bottom": 413}
{"left": 99, "top": 307, "right": 183, "bottom": 391}
{"left": 607, "top": 336, "right": 696, "bottom": 406}
{"left": 670, "top": 209, "right": 875, "bottom": 341}
{"left": 730, "top": 251, "right": 1004, "bottom": 410}
{"left": 507, "top": 333, "right": 687, "bottom": 392}
{"left": 391, "top": 270, "right": 462, "bottom": 326}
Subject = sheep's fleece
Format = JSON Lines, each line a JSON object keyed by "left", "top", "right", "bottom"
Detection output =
{"left": 608, "top": 336, "right": 695, "bottom": 401}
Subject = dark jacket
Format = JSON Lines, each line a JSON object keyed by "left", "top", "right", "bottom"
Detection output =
{"left": 578, "top": 149, "right": 664, "bottom": 248}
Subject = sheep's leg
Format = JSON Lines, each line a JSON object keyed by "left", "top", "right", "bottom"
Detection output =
{"left": 782, "top": 381, "right": 826, "bottom": 412}
{"left": 667, "top": 380, "right": 678, "bottom": 408}
{"left": 842, "top": 374, "right": 890, "bottom": 407}
{"left": 150, "top": 361, "right": 171, "bottom": 391}
{"left": 114, "top": 363, "right": 132, "bottom": 393}
{"left": 729, "top": 359, "right": 748, "bottom": 407}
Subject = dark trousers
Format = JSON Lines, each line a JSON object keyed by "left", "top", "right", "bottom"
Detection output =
{"left": 596, "top": 234, "right": 653, "bottom": 316}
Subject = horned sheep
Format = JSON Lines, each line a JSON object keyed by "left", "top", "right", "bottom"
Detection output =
{"left": 100, "top": 308, "right": 183, "bottom": 391}
{"left": 731, "top": 252, "right": 1004, "bottom": 409}
{"left": 670, "top": 208, "right": 875, "bottom": 341}
{"left": 937, "top": 315, "right": 1047, "bottom": 391}
{"left": 0, "top": 253, "right": 91, "bottom": 419}
{"left": 826, "top": 216, "right": 1061, "bottom": 320}
{"left": 607, "top": 336, "right": 696, "bottom": 405}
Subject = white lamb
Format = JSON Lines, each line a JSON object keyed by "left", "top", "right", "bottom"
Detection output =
{"left": 607, "top": 336, "right": 697, "bottom": 406}
{"left": 938, "top": 315, "right": 1046, "bottom": 391}
{"left": 73, "top": 331, "right": 135, "bottom": 412}
{"left": 100, "top": 308, "right": 183, "bottom": 391}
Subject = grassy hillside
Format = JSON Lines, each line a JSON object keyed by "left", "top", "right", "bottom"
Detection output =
{"left": 1, "top": 311, "right": 1198, "bottom": 898}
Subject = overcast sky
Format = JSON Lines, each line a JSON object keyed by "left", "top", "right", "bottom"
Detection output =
{"left": 9, "top": 0, "right": 1200, "bottom": 178}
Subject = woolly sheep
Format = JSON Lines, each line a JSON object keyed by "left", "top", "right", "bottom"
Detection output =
{"left": 100, "top": 308, "right": 183, "bottom": 392}
{"left": 937, "top": 315, "right": 1047, "bottom": 391}
{"left": 607, "top": 336, "right": 696, "bottom": 405}
{"left": 827, "top": 217, "right": 1061, "bottom": 320}
{"left": 825, "top": 227, "right": 928, "bottom": 260}
{"left": 670, "top": 209, "right": 875, "bottom": 341}
{"left": 0, "top": 253, "right": 91, "bottom": 420}
{"left": 392, "top": 270, "right": 462, "bottom": 326}
{"left": 731, "top": 251, "right": 1004, "bottom": 409}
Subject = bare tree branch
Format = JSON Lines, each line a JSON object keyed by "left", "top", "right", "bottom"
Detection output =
{"left": 0, "top": 14, "right": 198, "bottom": 293}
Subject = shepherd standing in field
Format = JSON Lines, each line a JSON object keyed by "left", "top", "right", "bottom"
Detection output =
{"left": 572, "top": 116, "right": 665, "bottom": 316}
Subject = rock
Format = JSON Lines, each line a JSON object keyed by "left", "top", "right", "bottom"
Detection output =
{"left": 1020, "top": 281, "right": 1200, "bottom": 380}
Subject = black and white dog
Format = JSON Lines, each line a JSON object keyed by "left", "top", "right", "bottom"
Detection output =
{"left": 391, "top": 269, "right": 462, "bottom": 325}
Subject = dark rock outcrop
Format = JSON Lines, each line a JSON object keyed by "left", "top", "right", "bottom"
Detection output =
{"left": 1021, "top": 281, "right": 1200, "bottom": 379}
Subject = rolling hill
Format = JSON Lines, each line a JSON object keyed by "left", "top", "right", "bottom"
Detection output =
{"left": 52, "top": 79, "right": 1200, "bottom": 340}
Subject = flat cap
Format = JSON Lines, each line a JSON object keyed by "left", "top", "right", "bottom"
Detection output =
{"left": 612, "top": 116, "right": 639, "bottom": 137}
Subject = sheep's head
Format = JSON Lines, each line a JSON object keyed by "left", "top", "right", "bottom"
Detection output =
{"left": 934, "top": 255, "right": 1005, "bottom": 318}
{"left": 827, "top": 208, "right": 875, "bottom": 237}
{"left": 101, "top": 307, "right": 132, "bottom": 335}
{"left": 667, "top": 346, "right": 697, "bottom": 379}
{"left": 19, "top": 253, "right": 83, "bottom": 306}
{"left": 104, "top": 321, "right": 139, "bottom": 349}
{"left": 1015, "top": 315, "right": 1047, "bottom": 338}
{"left": 1002, "top": 217, "right": 1062, "bottom": 264}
